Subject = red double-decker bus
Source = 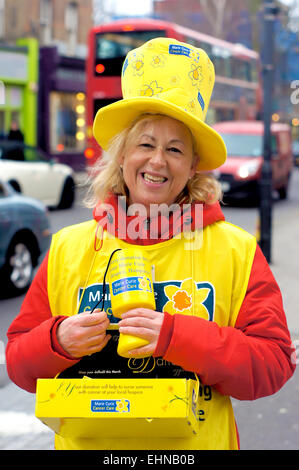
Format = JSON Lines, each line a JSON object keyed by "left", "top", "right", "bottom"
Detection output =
{"left": 85, "top": 18, "right": 261, "bottom": 169}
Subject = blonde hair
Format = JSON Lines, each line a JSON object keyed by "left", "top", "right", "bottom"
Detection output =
{"left": 84, "top": 114, "right": 222, "bottom": 208}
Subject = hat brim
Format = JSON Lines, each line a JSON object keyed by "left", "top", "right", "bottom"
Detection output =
{"left": 93, "top": 97, "right": 227, "bottom": 171}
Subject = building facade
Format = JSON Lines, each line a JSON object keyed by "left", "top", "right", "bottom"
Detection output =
{"left": 38, "top": 46, "right": 86, "bottom": 171}
{"left": 0, "top": 0, "right": 93, "bottom": 169}
{"left": 1, "top": 0, "right": 93, "bottom": 58}
{"left": 0, "top": 38, "right": 38, "bottom": 145}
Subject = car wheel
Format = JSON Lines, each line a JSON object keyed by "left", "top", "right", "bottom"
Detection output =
{"left": 57, "top": 177, "right": 75, "bottom": 209}
{"left": 0, "top": 238, "right": 34, "bottom": 296}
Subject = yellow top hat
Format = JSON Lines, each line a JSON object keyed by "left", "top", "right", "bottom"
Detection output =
{"left": 93, "top": 37, "right": 227, "bottom": 171}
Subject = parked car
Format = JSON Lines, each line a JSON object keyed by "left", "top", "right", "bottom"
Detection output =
{"left": 0, "top": 140, "right": 75, "bottom": 209}
{"left": 213, "top": 121, "right": 294, "bottom": 203}
{"left": 293, "top": 140, "right": 299, "bottom": 166}
{"left": 0, "top": 179, "right": 51, "bottom": 297}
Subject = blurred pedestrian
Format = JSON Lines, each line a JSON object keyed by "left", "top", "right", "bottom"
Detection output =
{"left": 7, "top": 120, "right": 24, "bottom": 142}
{"left": 6, "top": 119, "right": 24, "bottom": 161}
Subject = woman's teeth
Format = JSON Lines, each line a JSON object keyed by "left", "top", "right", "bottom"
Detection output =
{"left": 143, "top": 173, "right": 167, "bottom": 183}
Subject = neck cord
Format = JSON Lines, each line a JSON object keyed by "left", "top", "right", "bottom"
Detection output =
{"left": 90, "top": 248, "right": 122, "bottom": 313}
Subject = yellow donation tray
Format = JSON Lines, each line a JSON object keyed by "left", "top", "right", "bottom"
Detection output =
{"left": 35, "top": 378, "right": 200, "bottom": 438}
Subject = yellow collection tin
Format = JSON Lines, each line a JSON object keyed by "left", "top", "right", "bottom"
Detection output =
{"left": 108, "top": 249, "right": 156, "bottom": 357}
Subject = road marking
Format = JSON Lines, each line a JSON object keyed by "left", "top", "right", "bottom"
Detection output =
{"left": 0, "top": 411, "right": 52, "bottom": 436}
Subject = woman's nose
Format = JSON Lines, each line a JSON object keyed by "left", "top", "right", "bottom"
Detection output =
{"left": 149, "top": 148, "right": 166, "bottom": 168}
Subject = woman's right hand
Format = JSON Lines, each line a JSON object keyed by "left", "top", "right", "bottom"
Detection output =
{"left": 56, "top": 309, "right": 111, "bottom": 358}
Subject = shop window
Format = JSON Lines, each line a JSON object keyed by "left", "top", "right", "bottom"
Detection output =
{"left": 65, "top": 2, "right": 78, "bottom": 56}
{"left": 65, "top": 2, "right": 78, "bottom": 31}
{"left": 0, "top": 0, "right": 4, "bottom": 39}
{"left": 0, "top": 84, "right": 23, "bottom": 138}
{"left": 50, "top": 91, "right": 86, "bottom": 153}
{"left": 10, "top": 87, "right": 22, "bottom": 107}
{"left": 40, "top": 0, "right": 52, "bottom": 44}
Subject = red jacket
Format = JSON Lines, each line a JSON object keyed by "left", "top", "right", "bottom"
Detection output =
{"left": 6, "top": 196, "right": 296, "bottom": 403}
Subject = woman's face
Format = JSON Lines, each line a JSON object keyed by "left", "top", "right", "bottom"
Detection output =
{"left": 120, "top": 116, "right": 197, "bottom": 213}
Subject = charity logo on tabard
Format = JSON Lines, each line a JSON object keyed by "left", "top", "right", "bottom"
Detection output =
{"left": 78, "top": 278, "right": 215, "bottom": 322}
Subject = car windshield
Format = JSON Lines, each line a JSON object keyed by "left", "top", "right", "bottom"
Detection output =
{"left": 0, "top": 141, "right": 48, "bottom": 162}
{"left": 218, "top": 133, "right": 263, "bottom": 157}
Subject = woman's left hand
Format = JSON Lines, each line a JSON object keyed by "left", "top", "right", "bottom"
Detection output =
{"left": 118, "top": 308, "right": 164, "bottom": 357}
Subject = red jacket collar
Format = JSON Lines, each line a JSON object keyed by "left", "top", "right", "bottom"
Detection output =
{"left": 93, "top": 194, "right": 225, "bottom": 246}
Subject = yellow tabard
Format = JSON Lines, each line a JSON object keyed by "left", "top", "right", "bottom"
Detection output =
{"left": 47, "top": 219, "right": 256, "bottom": 450}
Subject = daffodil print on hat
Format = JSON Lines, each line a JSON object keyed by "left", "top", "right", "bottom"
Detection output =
{"left": 93, "top": 37, "right": 227, "bottom": 171}
{"left": 140, "top": 80, "right": 163, "bottom": 97}
{"left": 131, "top": 53, "right": 144, "bottom": 76}
{"left": 188, "top": 64, "right": 204, "bottom": 88}
{"left": 151, "top": 54, "right": 166, "bottom": 68}
{"left": 187, "top": 99, "right": 197, "bottom": 115}
{"left": 169, "top": 75, "right": 181, "bottom": 86}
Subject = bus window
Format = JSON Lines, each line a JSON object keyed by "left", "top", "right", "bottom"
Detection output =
{"left": 93, "top": 98, "right": 119, "bottom": 120}
{"left": 232, "top": 57, "right": 251, "bottom": 81}
{"left": 95, "top": 30, "right": 166, "bottom": 77}
{"left": 250, "top": 59, "right": 258, "bottom": 83}
{"left": 184, "top": 35, "right": 198, "bottom": 47}
{"left": 211, "top": 46, "right": 231, "bottom": 78}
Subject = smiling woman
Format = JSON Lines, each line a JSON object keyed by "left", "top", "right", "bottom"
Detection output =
{"left": 85, "top": 113, "right": 222, "bottom": 209}
{"left": 6, "top": 37, "right": 295, "bottom": 452}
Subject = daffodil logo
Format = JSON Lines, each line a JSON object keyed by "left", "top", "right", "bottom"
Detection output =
{"left": 91, "top": 399, "right": 130, "bottom": 413}
{"left": 162, "top": 278, "right": 214, "bottom": 320}
{"left": 116, "top": 399, "right": 130, "bottom": 412}
{"left": 189, "top": 64, "right": 203, "bottom": 88}
{"left": 138, "top": 277, "right": 152, "bottom": 292}
{"left": 140, "top": 80, "right": 163, "bottom": 97}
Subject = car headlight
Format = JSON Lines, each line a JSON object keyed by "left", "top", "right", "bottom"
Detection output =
{"left": 237, "top": 161, "right": 260, "bottom": 179}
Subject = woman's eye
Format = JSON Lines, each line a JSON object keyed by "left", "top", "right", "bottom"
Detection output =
{"left": 139, "top": 143, "right": 154, "bottom": 149}
{"left": 168, "top": 147, "right": 182, "bottom": 154}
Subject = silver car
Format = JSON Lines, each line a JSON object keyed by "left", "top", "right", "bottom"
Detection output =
{"left": 0, "top": 179, "right": 51, "bottom": 297}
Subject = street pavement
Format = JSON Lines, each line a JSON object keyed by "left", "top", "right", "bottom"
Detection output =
{"left": 0, "top": 171, "right": 298, "bottom": 451}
